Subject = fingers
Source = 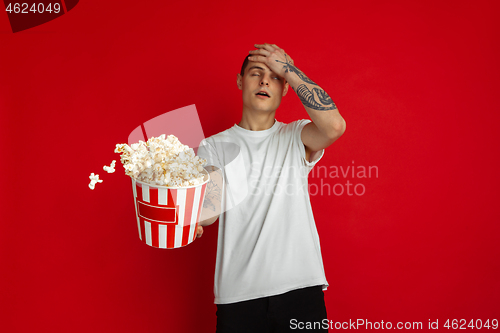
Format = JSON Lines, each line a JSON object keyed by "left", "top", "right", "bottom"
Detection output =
{"left": 254, "top": 43, "right": 275, "bottom": 52}
{"left": 271, "top": 44, "right": 284, "bottom": 52}
{"left": 247, "top": 55, "right": 267, "bottom": 63}
{"left": 254, "top": 43, "right": 285, "bottom": 53}
{"left": 196, "top": 226, "right": 203, "bottom": 238}
{"left": 252, "top": 44, "right": 287, "bottom": 61}
{"left": 249, "top": 48, "right": 271, "bottom": 57}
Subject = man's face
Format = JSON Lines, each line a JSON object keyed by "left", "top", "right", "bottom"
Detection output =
{"left": 237, "top": 61, "right": 289, "bottom": 113}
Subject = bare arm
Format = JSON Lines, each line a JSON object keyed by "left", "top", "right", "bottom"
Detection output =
{"left": 281, "top": 59, "right": 346, "bottom": 154}
{"left": 197, "top": 166, "right": 223, "bottom": 237}
{"left": 248, "top": 43, "right": 346, "bottom": 155}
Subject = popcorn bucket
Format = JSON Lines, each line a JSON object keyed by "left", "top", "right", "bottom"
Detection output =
{"left": 130, "top": 170, "right": 210, "bottom": 249}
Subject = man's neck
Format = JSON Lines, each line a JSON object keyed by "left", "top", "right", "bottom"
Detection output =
{"left": 237, "top": 110, "right": 276, "bottom": 131}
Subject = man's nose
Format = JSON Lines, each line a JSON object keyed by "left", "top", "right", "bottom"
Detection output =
{"left": 260, "top": 76, "right": 270, "bottom": 86}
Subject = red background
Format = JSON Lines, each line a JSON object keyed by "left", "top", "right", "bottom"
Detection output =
{"left": 1, "top": 0, "right": 499, "bottom": 331}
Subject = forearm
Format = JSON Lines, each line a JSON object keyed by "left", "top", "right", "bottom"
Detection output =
{"left": 283, "top": 62, "right": 346, "bottom": 139}
{"left": 199, "top": 166, "right": 222, "bottom": 226}
{"left": 199, "top": 215, "right": 218, "bottom": 227}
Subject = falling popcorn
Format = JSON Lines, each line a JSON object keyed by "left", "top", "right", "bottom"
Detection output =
{"left": 89, "top": 130, "right": 211, "bottom": 249}
{"left": 89, "top": 173, "right": 103, "bottom": 190}
{"left": 114, "top": 134, "right": 207, "bottom": 187}
{"left": 88, "top": 134, "right": 206, "bottom": 190}
{"left": 103, "top": 160, "right": 116, "bottom": 173}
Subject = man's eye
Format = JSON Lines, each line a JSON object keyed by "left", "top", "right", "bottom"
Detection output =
{"left": 273, "top": 77, "right": 279, "bottom": 80}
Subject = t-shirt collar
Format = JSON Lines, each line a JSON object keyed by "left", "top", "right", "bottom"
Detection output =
{"left": 232, "top": 119, "right": 280, "bottom": 137}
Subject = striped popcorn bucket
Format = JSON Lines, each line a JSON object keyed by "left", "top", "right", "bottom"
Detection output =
{"left": 130, "top": 170, "right": 209, "bottom": 249}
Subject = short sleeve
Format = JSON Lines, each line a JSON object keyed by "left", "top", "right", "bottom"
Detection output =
{"left": 196, "top": 137, "right": 249, "bottom": 212}
{"left": 295, "top": 119, "right": 325, "bottom": 174}
{"left": 196, "top": 138, "right": 223, "bottom": 170}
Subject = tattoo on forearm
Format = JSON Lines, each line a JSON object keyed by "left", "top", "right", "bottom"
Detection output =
{"left": 203, "top": 197, "right": 216, "bottom": 211}
{"left": 276, "top": 55, "right": 337, "bottom": 111}
{"left": 316, "top": 88, "right": 335, "bottom": 106}
{"left": 276, "top": 55, "right": 317, "bottom": 85}
{"left": 296, "top": 84, "right": 337, "bottom": 111}
{"left": 203, "top": 178, "right": 221, "bottom": 212}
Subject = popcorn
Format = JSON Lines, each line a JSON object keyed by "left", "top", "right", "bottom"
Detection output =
{"left": 114, "top": 134, "right": 207, "bottom": 187}
{"left": 89, "top": 173, "right": 103, "bottom": 190}
{"left": 103, "top": 160, "right": 116, "bottom": 173}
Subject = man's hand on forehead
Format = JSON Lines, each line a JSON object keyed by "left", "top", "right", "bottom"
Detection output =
{"left": 248, "top": 43, "right": 294, "bottom": 79}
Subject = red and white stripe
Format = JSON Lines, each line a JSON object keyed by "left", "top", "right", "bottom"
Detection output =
{"left": 131, "top": 178, "right": 207, "bottom": 248}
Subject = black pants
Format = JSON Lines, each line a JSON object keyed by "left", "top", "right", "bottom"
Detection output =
{"left": 216, "top": 285, "right": 328, "bottom": 332}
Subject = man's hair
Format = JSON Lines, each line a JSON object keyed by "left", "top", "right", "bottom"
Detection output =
{"left": 240, "top": 54, "right": 252, "bottom": 77}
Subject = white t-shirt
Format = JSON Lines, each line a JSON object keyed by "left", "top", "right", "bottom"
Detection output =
{"left": 197, "top": 118, "right": 328, "bottom": 304}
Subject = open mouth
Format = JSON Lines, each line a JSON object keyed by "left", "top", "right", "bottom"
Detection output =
{"left": 256, "top": 91, "right": 270, "bottom": 98}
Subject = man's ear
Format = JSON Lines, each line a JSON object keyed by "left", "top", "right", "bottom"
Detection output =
{"left": 237, "top": 73, "right": 243, "bottom": 91}
{"left": 282, "top": 81, "right": 289, "bottom": 97}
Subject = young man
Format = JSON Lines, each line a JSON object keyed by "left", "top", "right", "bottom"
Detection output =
{"left": 196, "top": 43, "right": 346, "bottom": 332}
